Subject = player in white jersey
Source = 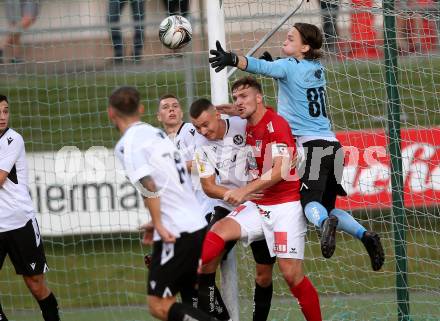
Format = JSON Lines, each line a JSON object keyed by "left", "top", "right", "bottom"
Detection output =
{"left": 0, "top": 95, "right": 60, "bottom": 321}
{"left": 108, "top": 87, "right": 219, "bottom": 321}
{"left": 156, "top": 93, "right": 215, "bottom": 216}
{"left": 190, "top": 98, "right": 276, "bottom": 321}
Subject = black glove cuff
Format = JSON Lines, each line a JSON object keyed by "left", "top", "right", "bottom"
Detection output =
{"left": 231, "top": 52, "right": 239, "bottom": 67}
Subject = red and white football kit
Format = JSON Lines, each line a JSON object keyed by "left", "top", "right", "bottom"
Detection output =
{"left": 227, "top": 108, "right": 307, "bottom": 259}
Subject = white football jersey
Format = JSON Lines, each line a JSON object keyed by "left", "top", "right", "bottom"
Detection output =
{"left": 194, "top": 117, "right": 252, "bottom": 211}
{"left": 115, "top": 122, "right": 207, "bottom": 241}
{"left": 0, "top": 128, "right": 36, "bottom": 232}
{"left": 173, "top": 122, "right": 217, "bottom": 215}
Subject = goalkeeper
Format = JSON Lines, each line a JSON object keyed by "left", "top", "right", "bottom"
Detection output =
{"left": 209, "top": 23, "right": 385, "bottom": 271}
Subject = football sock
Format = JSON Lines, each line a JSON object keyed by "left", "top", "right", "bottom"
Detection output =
{"left": 180, "top": 286, "right": 198, "bottom": 308}
{"left": 214, "top": 285, "right": 230, "bottom": 321}
{"left": 198, "top": 272, "right": 217, "bottom": 314}
{"left": 0, "top": 302, "right": 8, "bottom": 321}
{"left": 168, "top": 302, "right": 220, "bottom": 321}
{"left": 37, "top": 292, "right": 60, "bottom": 321}
{"left": 201, "top": 231, "right": 225, "bottom": 264}
{"left": 330, "top": 208, "right": 367, "bottom": 239}
{"left": 304, "top": 202, "right": 329, "bottom": 228}
{"left": 290, "top": 276, "right": 322, "bottom": 321}
{"left": 253, "top": 282, "right": 273, "bottom": 321}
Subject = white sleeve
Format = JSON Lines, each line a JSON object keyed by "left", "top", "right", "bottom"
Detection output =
{"left": 179, "top": 134, "right": 197, "bottom": 162}
{"left": 194, "top": 147, "right": 215, "bottom": 178}
{"left": 124, "top": 142, "right": 154, "bottom": 184}
{"left": 0, "top": 134, "right": 24, "bottom": 173}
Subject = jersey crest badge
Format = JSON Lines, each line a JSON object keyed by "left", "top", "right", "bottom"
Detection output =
{"left": 233, "top": 134, "right": 244, "bottom": 145}
{"left": 190, "top": 128, "right": 196, "bottom": 136}
{"left": 314, "top": 69, "right": 323, "bottom": 79}
{"left": 7, "top": 137, "right": 13, "bottom": 145}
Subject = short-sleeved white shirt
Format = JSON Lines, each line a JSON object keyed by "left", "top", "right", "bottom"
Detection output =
{"left": 194, "top": 117, "right": 252, "bottom": 211}
{"left": 173, "top": 122, "right": 217, "bottom": 214}
{"left": 114, "top": 122, "right": 207, "bottom": 241}
{"left": 0, "top": 128, "right": 35, "bottom": 232}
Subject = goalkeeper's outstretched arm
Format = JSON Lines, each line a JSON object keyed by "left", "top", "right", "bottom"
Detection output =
{"left": 209, "top": 40, "right": 287, "bottom": 79}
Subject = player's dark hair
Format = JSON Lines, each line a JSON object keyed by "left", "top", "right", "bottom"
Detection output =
{"left": 231, "top": 76, "right": 262, "bottom": 94}
{"left": 158, "top": 93, "right": 180, "bottom": 111}
{"left": 0, "top": 95, "right": 8, "bottom": 103}
{"left": 159, "top": 93, "right": 178, "bottom": 103}
{"left": 190, "top": 98, "right": 214, "bottom": 119}
{"left": 294, "top": 23, "right": 323, "bottom": 60}
{"left": 109, "top": 86, "right": 140, "bottom": 116}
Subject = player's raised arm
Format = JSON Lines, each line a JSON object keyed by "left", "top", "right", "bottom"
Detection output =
{"left": 209, "top": 40, "right": 287, "bottom": 79}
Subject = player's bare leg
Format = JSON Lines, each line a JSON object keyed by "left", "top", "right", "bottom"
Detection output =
{"left": 278, "top": 258, "right": 322, "bottom": 321}
{"left": 23, "top": 274, "right": 60, "bottom": 321}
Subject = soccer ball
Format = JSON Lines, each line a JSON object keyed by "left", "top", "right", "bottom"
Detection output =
{"left": 159, "top": 15, "right": 192, "bottom": 50}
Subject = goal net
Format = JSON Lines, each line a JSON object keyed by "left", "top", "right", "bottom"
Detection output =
{"left": 0, "top": 0, "right": 439, "bottom": 320}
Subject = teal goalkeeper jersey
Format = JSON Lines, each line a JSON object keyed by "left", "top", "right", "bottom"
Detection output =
{"left": 246, "top": 56, "right": 335, "bottom": 138}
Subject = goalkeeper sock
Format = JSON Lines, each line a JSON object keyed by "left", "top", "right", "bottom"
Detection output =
{"left": 253, "top": 282, "right": 273, "bottom": 321}
{"left": 330, "top": 208, "right": 367, "bottom": 239}
{"left": 168, "top": 302, "right": 220, "bottom": 321}
{"left": 198, "top": 272, "right": 217, "bottom": 314}
{"left": 290, "top": 276, "right": 322, "bottom": 321}
{"left": 37, "top": 292, "right": 60, "bottom": 321}
{"left": 304, "top": 202, "right": 329, "bottom": 228}
{"left": 201, "top": 231, "right": 225, "bottom": 264}
{"left": 214, "top": 284, "right": 230, "bottom": 321}
{"left": 0, "top": 302, "right": 8, "bottom": 321}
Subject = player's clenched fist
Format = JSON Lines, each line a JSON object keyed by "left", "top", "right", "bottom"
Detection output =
{"left": 139, "top": 222, "right": 154, "bottom": 245}
{"left": 209, "top": 40, "right": 239, "bottom": 72}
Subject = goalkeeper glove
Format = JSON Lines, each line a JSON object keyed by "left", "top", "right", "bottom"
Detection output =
{"left": 209, "top": 40, "right": 239, "bottom": 73}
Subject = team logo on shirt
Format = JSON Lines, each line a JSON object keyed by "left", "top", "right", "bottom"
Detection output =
{"left": 257, "top": 207, "right": 271, "bottom": 219}
{"left": 190, "top": 128, "right": 196, "bottom": 136}
{"left": 314, "top": 69, "right": 323, "bottom": 79}
{"left": 233, "top": 134, "right": 244, "bottom": 145}
{"left": 7, "top": 137, "right": 13, "bottom": 145}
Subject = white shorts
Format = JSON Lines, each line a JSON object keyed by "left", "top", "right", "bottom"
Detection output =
{"left": 228, "top": 200, "right": 307, "bottom": 259}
